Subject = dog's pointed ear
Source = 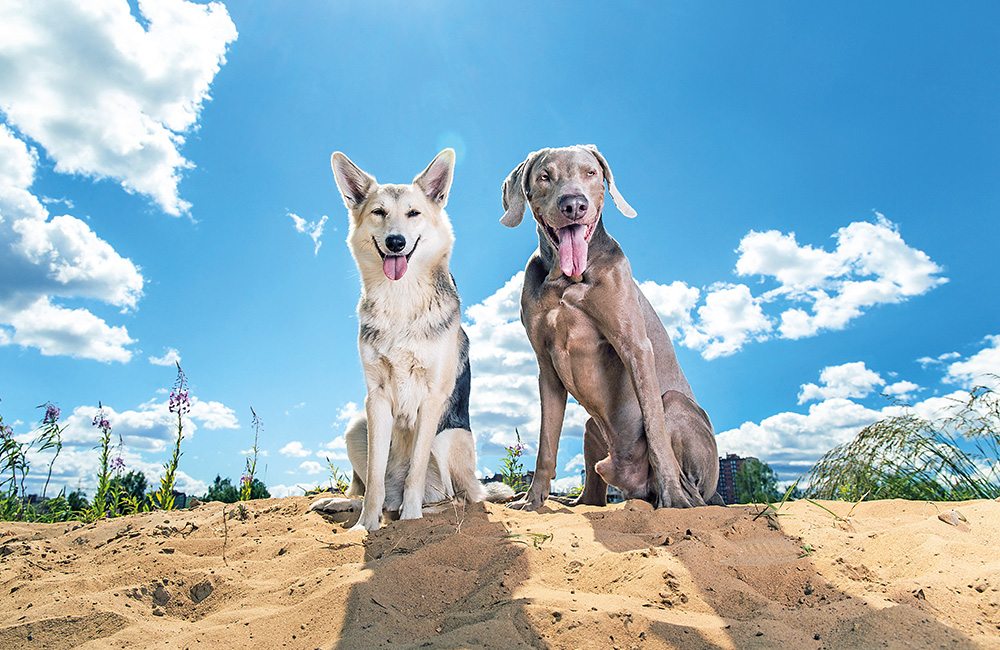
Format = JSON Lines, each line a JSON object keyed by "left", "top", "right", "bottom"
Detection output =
{"left": 331, "top": 152, "right": 376, "bottom": 209}
{"left": 582, "top": 145, "right": 637, "bottom": 218}
{"left": 414, "top": 148, "right": 455, "bottom": 207}
{"left": 500, "top": 150, "right": 543, "bottom": 228}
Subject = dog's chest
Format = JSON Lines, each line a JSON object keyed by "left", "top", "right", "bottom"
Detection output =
{"left": 361, "top": 332, "right": 445, "bottom": 394}
{"left": 537, "top": 283, "right": 622, "bottom": 399}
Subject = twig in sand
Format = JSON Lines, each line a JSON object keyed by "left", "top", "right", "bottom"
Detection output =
{"left": 504, "top": 532, "right": 553, "bottom": 548}
{"left": 221, "top": 505, "right": 229, "bottom": 567}
{"left": 751, "top": 478, "right": 799, "bottom": 529}
{"left": 803, "top": 490, "right": 869, "bottom": 531}
{"left": 315, "top": 537, "right": 362, "bottom": 550}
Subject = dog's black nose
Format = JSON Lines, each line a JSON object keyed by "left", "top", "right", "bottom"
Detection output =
{"left": 384, "top": 234, "right": 406, "bottom": 253}
{"left": 558, "top": 194, "right": 589, "bottom": 220}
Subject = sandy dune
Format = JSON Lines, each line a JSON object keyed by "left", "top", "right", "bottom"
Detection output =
{"left": 1, "top": 496, "right": 998, "bottom": 649}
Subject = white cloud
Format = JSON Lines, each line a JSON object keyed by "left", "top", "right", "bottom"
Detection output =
{"left": 336, "top": 402, "right": 359, "bottom": 422}
{"left": 682, "top": 283, "right": 772, "bottom": 359}
{"left": 946, "top": 335, "right": 1000, "bottom": 390}
{"left": 267, "top": 484, "right": 305, "bottom": 499}
{"left": 0, "top": 296, "right": 136, "bottom": 362}
{"left": 149, "top": 347, "right": 181, "bottom": 366}
{"left": 0, "top": 95, "right": 137, "bottom": 362}
{"left": 299, "top": 461, "right": 324, "bottom": 475}
{"left": 717, "top": 397, "right": 890, "bottom": 474}
{"left": 0, "top": 0, "right": 238, "bottom": 215}
{"left": 317, "top": 435, "right": 349, "bottom": 462}
{"left": 279, "top": 441, "right": 312, "bottom": 458}
{"left": 0, "top": 123, "right": 36, "bottom": 191}
{"left": 551, "top": 474, "right": 582, "bottom": 494}
{"left": 288, "top": 212, "right": 328, "bottom": 256}
{"left": 323, "top": 435, "right": 348, "bottom": 450}
{"left": 735, "top": 229, "right": 842, "bottom": 290}
{"left": 638, "top": 280, "right": 700, "bottom": 339}
{"left": 637, "top": 216, "right": 946, "bottom": 359}
{"left": 0, "top": 2, "right": 237, "bottom": 361}
{"left": 798, "top": 361, "right": 885, "bottom": 404}
{"left": 189, "top": 399, "right": 239, "bottom": 430}
{"left": 918, "top": 351, "right": 961, "bottom": 368}
{"left": 563, "top": 453, "right": 586, "bottom": 473}
{"left": 884, "top": 380, "right": 920, "bottom": 401}
{"left": 739, "top": 217, "right": 946, "bottom": 340}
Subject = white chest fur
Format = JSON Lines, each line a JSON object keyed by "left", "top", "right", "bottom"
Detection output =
{"left": 356, "top": 274, "right": 461, "bottom": 430}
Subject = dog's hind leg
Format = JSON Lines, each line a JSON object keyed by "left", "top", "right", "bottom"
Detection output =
{"left": 575, "top": 418, "right": 609, "bottom": 506}
{"left": 436, "top": 428, "right": 485, "bottom": 504}
{"left": 663, "top": 390, "right": 718, "bottom": 507}
{"left": 344, "top": 415, "right": 368, "bottom": 498}
{"left": 309, "top": 496, "right": 362, "bottom": 513}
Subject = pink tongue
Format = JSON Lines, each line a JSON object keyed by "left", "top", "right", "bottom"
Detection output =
{"left": 557, "top": 224, "right": 588, "bottom": 277}
{"left": 383, "top": 255, "right": 407, "bottom": 280}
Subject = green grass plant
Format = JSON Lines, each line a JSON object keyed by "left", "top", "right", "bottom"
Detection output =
{"left": 88, "top": 404, "right": 115, "bottom": 520}
{"left": 802, "top": 383, "right": 1000, "bottom": 501}
{"left": 152, "top": 362, "right": 190, "bottom": 511}
{"left": 241, "top": 407, "right": 263, "bottom": 501}
{"left": 500, "top": 429, "right": 528, "bottom": 492}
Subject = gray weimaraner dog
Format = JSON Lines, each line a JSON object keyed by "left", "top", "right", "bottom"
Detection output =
{"left": 500, "top": 144, "right": 724, "bottom": 510}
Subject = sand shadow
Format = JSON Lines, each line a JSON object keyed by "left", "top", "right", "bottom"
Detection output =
{"left": 575, "top": 500, "right": 985, "bottom": 649}
{"left": 321, "top": 502, "right": 547, "bottom": 650}
{"left": 315, "top": 498, "right": 986, "bottom": 650}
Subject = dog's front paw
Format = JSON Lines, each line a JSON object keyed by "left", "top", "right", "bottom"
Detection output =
{"left": 506, "top": 497, "right": 544, "bottom": 511}
{"left": 309, "top": 497, "right": 361, "bottom": 513}
{"left": 399, "top": 504, "right": 424, "bottom": 520}
{"left": 351, "top": 513, "right": 383, "bottom": 532}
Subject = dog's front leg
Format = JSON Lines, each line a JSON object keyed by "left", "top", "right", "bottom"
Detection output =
{"left": 622, "top": 337, "right": 694, "bottom": 508}
{"left": 400, "top": 394, "right": 448, "bottom": 520}
{"left": 599, "top": 292, "right": 694, "bottom": 508}
{"left": 353, "top": 396, "right": 392, "bottom": 531}
{"left": 510, "top": 360, "right": 567, "bottom": 511}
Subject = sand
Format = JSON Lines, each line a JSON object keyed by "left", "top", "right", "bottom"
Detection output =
{"left": 1, "top": 496, "right": 998, "bottom": 649}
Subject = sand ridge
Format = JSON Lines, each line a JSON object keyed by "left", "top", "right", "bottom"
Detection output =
{"left": 1, "top": 496, "right": 997, "bottom": 649}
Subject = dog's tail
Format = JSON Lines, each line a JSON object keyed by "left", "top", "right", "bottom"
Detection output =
{"left": 482, "top": 481, "right": 516, "bottom": 502}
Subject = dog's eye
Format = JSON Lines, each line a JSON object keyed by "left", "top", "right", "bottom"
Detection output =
{"left": 406, "top": 209, "right": 421, "bottom": 218}
{"left": 372, "top": 207, "right": 387, "bottom": 217}
{"left": 539, "top": 172, "right": 550, "bottom": 182}
{"left": 586, "top": 170, "right": 597, "bottom": 177}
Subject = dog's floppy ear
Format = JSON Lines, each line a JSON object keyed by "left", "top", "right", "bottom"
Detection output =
{"left": 500, "top": 150, "right": 543, "bottom": 228}
{"left": 331, "top": 152, "right": 376, "bottom": 209}
{"left": 414, "top": 148, "right": 455, "bottom": 207}
{"left": 581, "top": 145, "right": 637, "bottom": 218}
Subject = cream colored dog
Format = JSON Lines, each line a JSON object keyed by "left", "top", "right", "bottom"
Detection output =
{"left": 310, "top": 149, "right": 487, "bottom": 531}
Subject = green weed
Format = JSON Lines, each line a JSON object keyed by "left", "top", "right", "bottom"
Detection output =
{"left": 802, "top": 383, "right": 1000, "bottom": 501}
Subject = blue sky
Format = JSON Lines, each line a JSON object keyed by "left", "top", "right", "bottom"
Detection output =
{"left": 1, "top": 1, "right": 997, "bottom": 499}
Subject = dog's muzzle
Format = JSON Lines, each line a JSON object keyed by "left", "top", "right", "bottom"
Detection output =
{"left": 373, "top": 235, "right": 420, "bottom": 281}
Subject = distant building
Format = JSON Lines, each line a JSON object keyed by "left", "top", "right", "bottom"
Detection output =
{"left": 171, "top": 490, "right": 190, "bottom": 509}
{"left": 717, "top": 454, "right": 757, "bottom": 504}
